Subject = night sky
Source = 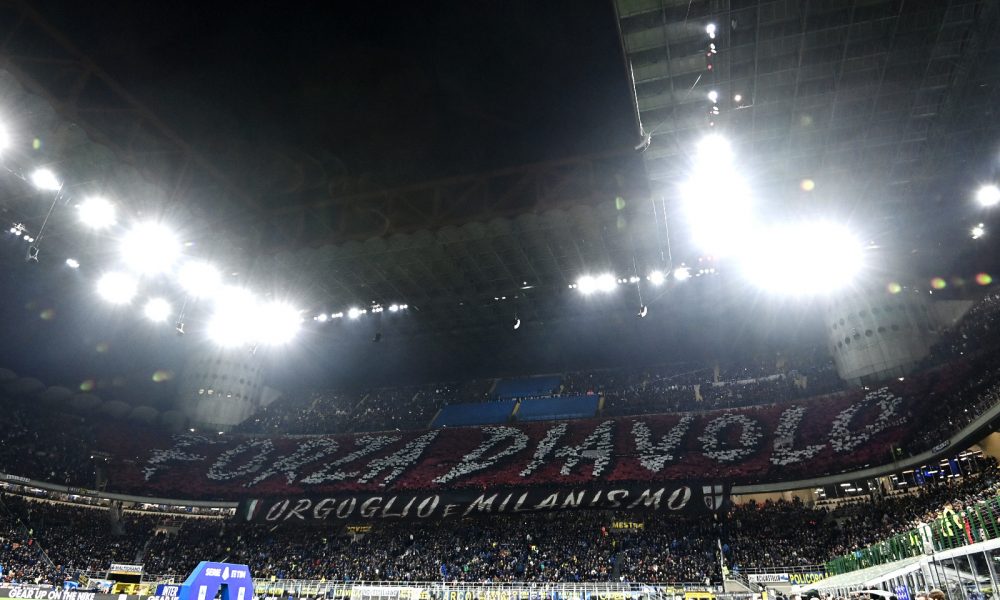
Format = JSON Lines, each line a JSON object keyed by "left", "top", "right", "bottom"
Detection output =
{"left": 0, "top": 0, "right": 646, "bottom": 393}
{"left": 32, "top": 0, "right": 638, "bottom": 198}
{"left": 1, "top": 2, "right": 990, "bottom": 395}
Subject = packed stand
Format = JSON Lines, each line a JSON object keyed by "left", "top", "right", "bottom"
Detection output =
{"left": 0, "top": 405, "right": 97, "bottom": 487}
{"left": 0, "top": 495, "right": 61, "bottom": 586}
{"left": 237, "top": 384, "right": 459, "bottom": 435}
{"left": 927, "top": 291, "right": 1000, "bottom": 362}
{"left": 5, "top": 465, "right": 1000, "bottom": 585}
{"left": 3, "top": 495, "right": 154, "bottom": 573}
{"left": 236, "top": 388, "right": 353, "bottom": 434}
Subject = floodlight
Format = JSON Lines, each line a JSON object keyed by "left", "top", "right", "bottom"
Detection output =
{"left": 706, "top": 23, "right": 716, "bottom": 38}
{"left": 679, "top": 175, "right": 752, "bottom": 255}
{"left": 977, "top": 185, "right": 1000, "bottom": 207}
{"left": 347, "top": 307, "right": 364, "bottom": 320}
{"left": 121, "top": 222, "right": 181, "bottom": 275}
{"left": 972, "top": 224, "right": 986, "bottom": 239}
{"left": 257, "top": 302, "right": 302, "bottom": 345}
{"left": 388, "top": 304, "right": 400, "bottom": 312}
{"left": 65, "top": 258, "right": 80, "bottom": 269}
{"left": 206, "top": 287, "right": 257, "bottom": 347}
{"left": 740, "top": 222, "right": 863, "bottom": 295}
{"left": 707, "top": 90, "right": 718, "bottom": 103}
{"left": 577, "top": 273, "right": 617, "bottom": 294}
{"left": 96, "top": 272, "right": 138, "bottom": 304}
{"left": 143, "top": 297, "right": 172, "bottom": 323}
{"left": 30, "top": 168, "right": 61, "bottom": 191}
{"left": 77, "top": 197, "right": 116, "bottom": 229}
{"left": 648, "top": 270, "right": 665, "bottom": 285}
{"left": 178, "top": 261, "right": 221, "bottom": 297}
{"left": 673, "top": 267, "right": 691, "bottom": 281}
{"left": 694, "top": 134, "right": 733, "bottom": 163}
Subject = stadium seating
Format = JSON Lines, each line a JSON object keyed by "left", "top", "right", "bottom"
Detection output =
{"left": 431, "top": 399, "right": 518, "bottom": 427}
{"left": 495, "top": 376, "right": 561, "bottom": 400}
{"left": 0, "top": 462, "right": 997, "bottom": 585}
{"left": 516, "top": 394, "right": 600, "bottom": 421}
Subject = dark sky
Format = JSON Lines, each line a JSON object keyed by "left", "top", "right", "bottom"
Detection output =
{"left": 33, "top": 0, "right": 638, "bottom": 198}
{"left": 0, "top": 0, "right": 651, "bottom": 393}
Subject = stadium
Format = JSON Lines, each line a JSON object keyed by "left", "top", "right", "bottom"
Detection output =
{"left": 1, "top": 1, "right": 1000, "bottom": 600}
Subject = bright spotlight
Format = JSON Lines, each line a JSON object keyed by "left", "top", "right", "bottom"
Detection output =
{"left": 576, "top": 273, "right": 617, "bottom": 295}
{"left": 257, "top": 302, "right": 302, "bottom": 345}
{"left": 178, "top": 261, "right": 221, "bottom": 297}
{"left": 316, "top": 313, "right": 329, "bottom": 322}
{"left": 30, "top": 168, "right": 61, "bottom": 191}
{"left": 977, "top": 185, "right": 1000, "bottom": 207}
{"left": 648, "top": 270, "right": 665, "bottom": 285}
{"left": 143, "top": 297, "right": 172, "bottom": 323}
{"left": 121, "top": 222, "right": 181, "bottom": 275}
{"left": 741, "top": 222, "right": 863, "bottom": 295}
{"left": 680, "top": 178, "right": 751, "bottom": 255}
{"left": 65, "top": 258, "right": 80, "bottom": 269}
{"left": 96, "top": 272, "right": 138, "bottom": 304}
{"left": 706, "top": 23, "right": 716, "bottom": 38}
{"left": 77, "top": 197, "right": 116, "bottom": 229}
{"left": 707, "top": 90, "right": 718, "bottom": 103}
{"left": 347, "top": 307, "right": 364, "bottom": 320}
{"left": 695, "top": 134, "right": 733, "bottom": 163}
{"left": 206, "top": 287, "right": 257, "bottom": 347}
{"left": 734, "top": 94, "right": 743, "bottom": 103}
{"left": 674, "top": 267, "right": 691, "bottom": 281}
{"left": 972, "top": 224, "right": 986, "bottom": 239}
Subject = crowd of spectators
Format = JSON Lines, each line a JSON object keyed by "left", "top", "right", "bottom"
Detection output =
{"left": 229, "top": 290, "right": 1000, "bottom": 438}
{"left": 237, "top": 384, "right": 463, "bottom": 435}
{"left": 237, "top": 352, "right": 842, "bottom": 435}
{"left": 2, "top": 496, "right": 152, "bottom": 573}
{"left": 0, "top": 497, "right": 60, "bottom": 586}
{"left": 927, "top": 292, "right": 1000, "bottom": 362}
{"left": 0, "top": 408, "right": 97, "bottom": 488}
{"left": 2, "top": 463, "right": 1000, "bottom": 586}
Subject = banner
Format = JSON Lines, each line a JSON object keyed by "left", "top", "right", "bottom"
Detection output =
{"left": 81, "top": 384, "right": 922, "bottom": 501}
{"left": 746, "top": 572, "right": 824, "bottom": 585}
{"left": 611, "top": 520, "right": 645, "bottom": 530}
{"left": 788, "top": 572, "right": 824, "bottom": 585}
{"left": 1, "top": 588, "right": 100, "bottom": 600}
{"left": 240, "top": 481, "right": 730, "bottom": 522}
{"left": 108, "top": 564, "right": 143, "bottom": 574}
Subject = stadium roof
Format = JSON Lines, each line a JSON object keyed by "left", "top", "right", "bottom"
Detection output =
{"left": 614, "top": 0, "right": 1000, "bottom": 254}
{"left": 1, "top": 1, "right": 999, "bottom": 385}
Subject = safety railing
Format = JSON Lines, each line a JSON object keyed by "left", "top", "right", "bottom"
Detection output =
{"left": 826, "top": 487, "right": 1000, "bottom": 575}
{"left": 249, "top": 579, "right": 718, "bottom": 599}
{"left": 739, "top": 565, "right": 825, "bottom": 575}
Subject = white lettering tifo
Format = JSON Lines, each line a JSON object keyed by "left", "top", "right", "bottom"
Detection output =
{"left": 256, "top": 484, "right": 713, "bottom": 521}
{"left": 518, "top": 421, "right": 616, "bottom": 478}
{"left": 433, "top": 426, "right": 529, "bottom": 484}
